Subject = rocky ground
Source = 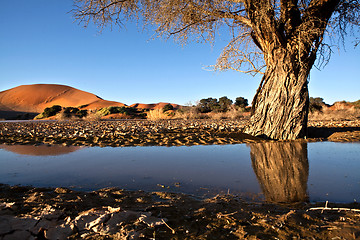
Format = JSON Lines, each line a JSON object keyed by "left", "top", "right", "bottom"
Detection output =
{"left": 0, "top": 119, "right": 359, "bottom": 147}
{"left": 1, "top": 119, "right": 360, "bottom": 239}
{"left": 1, "top": 184, "right": 360, "bottom": 240}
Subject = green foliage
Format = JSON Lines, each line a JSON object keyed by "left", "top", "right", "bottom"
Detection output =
{"left": 234, "top": 97, "right": 248, "bottom": 108}
{"left": 77, "top": 110, "right": 88, "bottom": 118}
{"left": 44, "top": 105, "right": 62, "bottom": 117}
{"left": 218, "top": 96, "right": 233, "bottom": 112}
{"left": 197, "top": 96, "right": 249, "bottom": 113}
{"left": 63, "top": 107, "right": 88, "bottom": 118}
{"left": 35, "top": 105, "right": 62, "bottom": 119}
{"left": 197, "top": 98, "right": 220, "bottom": 113}
{"left": 97, "top": 106, "right": 138, "bottom": 116}
{"left": 162, "top": 104, "right": 174, "bottom": 113}
{"left": 309, "top": 97, "right": 325, "bottom": 113}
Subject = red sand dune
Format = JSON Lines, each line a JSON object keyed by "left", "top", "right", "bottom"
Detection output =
{"left": 81, "top": 100, "right": 126, "bottom": 110}
{"left": 0, "top": 84, "right": 125, "bottom": 113}
{"left": 130, "top": 102, "right": 180, "bottom": 110}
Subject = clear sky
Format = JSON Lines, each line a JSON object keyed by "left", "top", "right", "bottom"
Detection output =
{"left": 1, "top": 0, "right": 359, "bottom": 105}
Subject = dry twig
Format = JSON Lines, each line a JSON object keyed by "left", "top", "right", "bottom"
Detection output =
{"left": 308, "top": 201, "right": 360, "bottom": 213}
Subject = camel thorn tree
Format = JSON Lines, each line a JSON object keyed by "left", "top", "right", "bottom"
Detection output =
{"left": 73, "top": 0, "right": 360, "bottom": 140}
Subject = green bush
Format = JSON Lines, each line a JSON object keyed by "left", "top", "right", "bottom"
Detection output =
{"left": 219, "top": 96, "right": 233, "bottom": 112}
{"left": 35, "top": 105, "right": 62, "bottom": 119}
{"left": 97, "top": 106, "right": 138, "bottom": 116}
{"left": 309, "top": 97, "right": 325, "bottom": 113}
{"left": 234, "top": 97, "right": 248, "bottom": 109}
{"left": 197, "top": 98, "right": 220, "bottom": 113}
{"left": 77, "top": 110, "right": 88, "bottom": 118}
{"left": 162, "top": 104, "right": 174, "bottom": 112}
{"left": 63, "top": 107, "right": 88, "bottom": 118}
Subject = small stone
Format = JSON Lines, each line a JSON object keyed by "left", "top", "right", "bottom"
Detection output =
{"left": 138, "top": 214, "right": 166, "bottom": 228}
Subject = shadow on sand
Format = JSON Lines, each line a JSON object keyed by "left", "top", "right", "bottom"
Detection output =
{"left": 308, "top": 126, "right": 360, "bottom": 138}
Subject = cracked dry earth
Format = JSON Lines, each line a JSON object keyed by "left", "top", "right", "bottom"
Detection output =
{"left": 1, "top": 185, "right": 360, "bottom": 240}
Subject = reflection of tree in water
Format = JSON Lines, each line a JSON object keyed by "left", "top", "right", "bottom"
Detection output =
{"left": 250, "top": 142, "right": 309, "bottom": 203}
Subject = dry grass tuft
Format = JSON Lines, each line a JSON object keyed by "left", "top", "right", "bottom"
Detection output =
{"left": 147, "top": 109, "right": 172, "bottom": 120}
{"left": 205, "top": 106, "right": 250, "bottom": 120}
{"left": 82, "top": 111, "right": 103, "bottom": 121}
{"left": 174, "top": 107, "right": 200, "bottom": 120}
{"left": 309, "top": 108, "right": 360, "bottom": 121}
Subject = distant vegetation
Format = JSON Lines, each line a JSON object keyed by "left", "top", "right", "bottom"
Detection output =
{"left": 34, "top": 105, "right": 63, "bottom": 119}
{"left": 35, "top": 105, "right": 89, "bottom": 120}
{"left": 308, "top": 98, "right": 360, "bottom": 121}
{"left": 234, "top": 97, "right": 249, "bottom": 109}
{"left": 63, "top": 107, "right": 88, "bottom": 118}
{"left": 33, "top": 98, "right": 360, "bottom": 121}
{"left": 162, "top": 104, "right": 174, "bottom": 113}
{"left": 344, "top": 100, "right": 360, "bottom": 109}
{"left": 35, "top": 105, "right": 145, "bottom": 120}
{"left": 197, "top": 96, "right": 249, "bottom": 114}
{"left": 309, "top": 97, "right": 327, "bottom": 113}
{"left": 97, "top": 106, "right": 139, "bottom": 117}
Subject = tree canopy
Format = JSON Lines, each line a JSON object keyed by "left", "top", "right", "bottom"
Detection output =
{"left": 74, "top": 0, "right": 359, "bottom": 74}
{"left": 74, "top": 0, "right": 360, "bottom": 140}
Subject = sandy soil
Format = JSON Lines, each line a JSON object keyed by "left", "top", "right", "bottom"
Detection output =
{"left": 1, "top": 184, "right": 360, "bottom": 239}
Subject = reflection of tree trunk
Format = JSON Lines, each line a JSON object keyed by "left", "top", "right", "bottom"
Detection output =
{"left": 250, "top": 142, "right": 309, "bottom": 203}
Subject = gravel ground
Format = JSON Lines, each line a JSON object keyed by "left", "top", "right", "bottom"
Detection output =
{"left": 1, "top": 184, "right": 360, "bottom": 240}
{"left": 0, "top": 119, "right": 359, "bottom": 147}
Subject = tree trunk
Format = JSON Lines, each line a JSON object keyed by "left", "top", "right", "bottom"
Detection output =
{"left": 244, "top": 49, "right": 311, "bottom": 140}
{"left": 250, "top": 142, "right": 309, "bottom": 203}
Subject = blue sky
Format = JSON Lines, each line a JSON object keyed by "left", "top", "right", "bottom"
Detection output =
{"left": 0, "top": 0, "right": 359, "bottom": 105}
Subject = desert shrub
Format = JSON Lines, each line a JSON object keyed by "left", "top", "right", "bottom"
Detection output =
{"left": 234, "top": 97, "right": 249, "bottom": 109}
{"left": 174, "top": 106, "right": 199, "bottom": 119}
{"left": 77, "top": 110, "right": 88, "bottom": 118}
{"left": 35, "top": 105, "right": 62, "bottom": 119}
{"left": 197, "top": 98, "right": 220, "bottom": 113}
{"left": 219, "top": 96, "right": 233, "bottom": 112}
{"left": 162, "top": 104, "right": 174, "bottom": 112}
{"left": 97, "top": 106, "right": 138, "bottom": 116}
{"left": 309, "top": 97, "right": 325, "bottom": 113}
{"left": 83, "top": 111, "right": 102, "bottom": 121}
{"left": 62, "top": 107, "right": 88, "bottom": 118}
{"left": 309, "top": 108, "right": 360, "bottom": 121}
{"left": 147, "top": 108, "right": 172, "bottom": 120}
{"left": 205, "top": 105, "right": 249, "bottom": 120}
{"left": 97, "top": 107, "right": 111, "bottom": 116}
{"left": 63, "top": 107, "right": 78, "bottom": 117}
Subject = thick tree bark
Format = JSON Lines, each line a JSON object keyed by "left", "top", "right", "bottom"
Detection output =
{"left": 244, "top": 49, "right": 310, "bottom": 140}
{"left": 250, "top": 142, "right": 309, "bottom": 203}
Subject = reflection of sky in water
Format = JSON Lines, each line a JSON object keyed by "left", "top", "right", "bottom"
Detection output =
{"left": 307, "top": 142, "right": 360, "bottom": 203}
{"left": 0, "top": 142, "right": 359, "bottom": 203}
